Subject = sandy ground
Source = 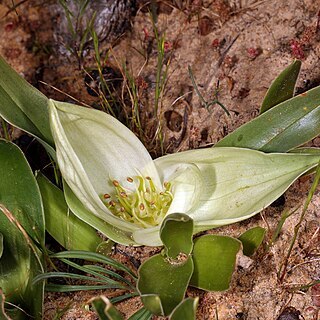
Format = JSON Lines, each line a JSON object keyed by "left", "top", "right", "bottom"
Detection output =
{"left": 0, "top": 0, "right": 320, "bottom": 319}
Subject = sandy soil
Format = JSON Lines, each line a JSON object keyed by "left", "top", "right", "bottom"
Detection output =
{"left": 0, "top": 0, "right": 320, "bottom": 319}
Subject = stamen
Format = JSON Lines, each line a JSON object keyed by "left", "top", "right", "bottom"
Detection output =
{"left": 113, "top": 180, "right": 120, "bottom": 187}
{"left": 101, "top": 176, "right": 173, "bottom": 228}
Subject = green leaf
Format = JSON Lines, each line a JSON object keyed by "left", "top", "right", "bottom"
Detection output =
{"left": 215, "top": 85, "right": 320, "bottom": 152}
{"left": 190, "top": 235, "right": 241, "bottom": 291}
{"left": 0, "top": 55, "right": 53, "bottom": 146}
{"left": 128, "top": 307, "right": 152, "bottom": 320}
{"left": 260, "top": 60, "right": 301, "bottom": 114}
{"left": 0, "top": 140, "right": 44, "bottom": 319}
{"left": 138, "top": 255, "right": 194, "bottom": 316}
{"left": 91, "top": 296, "right": 124, "bottom": 320}
{"left": 49, "top": 250, "right": 137, "bottom": 279}
{"left": 170, "top": 297, "right": 199, "bottom": 320}
{"left": 36, "top": 173, "right": 102, "bottom": 251}
{"left": 238, "top": 227, "right": 266, "bottom": 256}
{"left": 160, "top": 213, "right": 194, "bottom": 258}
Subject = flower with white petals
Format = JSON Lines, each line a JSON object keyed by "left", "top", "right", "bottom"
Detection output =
{"left": 49, "top": 100, "right": 320, "bottom": 246}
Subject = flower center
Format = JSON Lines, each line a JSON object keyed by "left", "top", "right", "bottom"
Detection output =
{"left": 101, "top": 176, "right": 173, "bottom": 228}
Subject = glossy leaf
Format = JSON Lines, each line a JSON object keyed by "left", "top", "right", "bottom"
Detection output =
{"left": 138, "top": 255, "right": 193, "bottom": 316}
{"left": 238, "top": 227, "right": 266, "bottom": 256}
{"left": 0, "top": 55, "right": 53, "bottom": 147}
{"left": 190, "top": 235, "right": 241, "bottom": 291}
{"left": 170, "top": 297, "right": 199, "bottom": 320}
{"left": 37, "top": 173, "right": 102, "bottom": 251}
{"left": 91, "top": 296, "right": 123, "bottom": 320}
{"left": 260, "top": 60, "right": 301, "bottom": 114}
{"left": 160, "top": 213, "right": 194, "bottom": 258}
{"left": 0, "top": 140, "right": 44, "bottom": 319}
{"left": 215, "top": 85, "right": 320, "bottom": 152}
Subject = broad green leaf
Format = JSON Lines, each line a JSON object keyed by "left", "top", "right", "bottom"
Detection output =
{"left": 170, "top": 297, "right": 199, "bottom": 320}
{"left": 138, "top": 255, "right": 193, "bottom": 316}
{"left": 260, "top": 60, "right": 301, "bottom": 114}
{"left": 63, "top": 182, "right": 135, "bottom": 246}
{"left": 91, "top": 296, "right": 124, "bottom": 320}
{"left": 128, "top": 307, "right": 152, "bottom": 320}
{"left": 36, "top": 173, "right": 102, "bottom": 251}
{"left": 0, "top": 140, "right": 44, "bottom": 319}
{"left": 0, "top": 55, "right": 53, "bottom": 146}
{"left": 190, "top": 235, "right": 241, "bottom": 291}
{"left": 238, "top": 227, "right": 266, "bottom": 256}
{"left": 160, "top": 213, "right": 194, "bottom": 258}
{"left": 215, "top": 85, "right": 320, "bottom": 152}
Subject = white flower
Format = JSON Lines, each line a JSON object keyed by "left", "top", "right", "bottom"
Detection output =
{"left": 49, "top": 100, "right": 320, "bottom": 246}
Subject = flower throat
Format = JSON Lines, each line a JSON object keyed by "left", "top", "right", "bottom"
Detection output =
{"left": 101, "top": 176, "right": 173, "bottom": 228}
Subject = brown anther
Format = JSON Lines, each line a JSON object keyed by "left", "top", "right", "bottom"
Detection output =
{"left": 146, "top": 176, "right": 151, "bottom": 180}
{"left": 120, "top": 191, "right": 127, "bottom": 198}
{"left": 109, "top": 200, "right": 116, "bottom": 207}
{"left": 164, "top": 182, "right": 168, "bottom": 187}
{"left": 150, "top": 201, "right": 155, "bottom": 206}
{"left": 113, "top": 180, "right": 120, "bottom": 187}
{"left": 103, "top": 193, "right": 111, "bottom": 199}
{"left": 160, "top": 192, "right": 164, "bottom": 195}
{"left": 120, "top": 207, "right": 125, "bottom": 212}
{"left": 139, "top": 203, "right": 145, "bottom": 211}
{"left": 127, "top": 177, "right": 133, "bottom": 183}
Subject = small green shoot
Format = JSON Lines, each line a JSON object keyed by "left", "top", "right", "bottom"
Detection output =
{"left": 58, "top": 0, "right": 95, "bottom": 68}
{"left": 188, "top": 65, "right": 229, "bottom": 115}
{"left": 33, "top": 250, "right": 138, "bottom": 303}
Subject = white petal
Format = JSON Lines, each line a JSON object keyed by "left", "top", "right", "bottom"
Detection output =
{"left": 132, "top": 226, "right": 162, "bottom": 246}
{"left": 166, "top": 163, "right": 203, "bottom": 214}
{"left": 49, "top": 100, "right": 161, "bottom": 231}
{"left": 155, "top": 147, "right": 320, "bottom": 229}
